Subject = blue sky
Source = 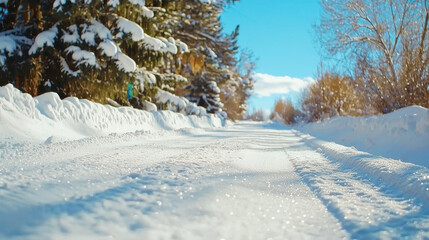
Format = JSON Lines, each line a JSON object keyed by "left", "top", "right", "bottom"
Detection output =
{"left": 220, "top": 0, "right": 321, "bottom": 112}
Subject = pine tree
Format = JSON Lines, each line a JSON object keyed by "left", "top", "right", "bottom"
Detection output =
{"left": 0, "top": 0, "right": 253, "bottom": 119}
{"left": 0, "top": 0, "right": 190, "bottom": 107}
{"left": 0, "top": 0, "right": 44, "bottom": 96}
{"left": 154, "top": 0, "right": 254, "bottom": 118}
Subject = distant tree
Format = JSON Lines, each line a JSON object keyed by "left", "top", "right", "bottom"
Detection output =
{"left": 247, "top": 109, "right": 268, "bottom": 122}
{"left": 302, "top": 71, "right": 368, "bottom": 122}
{"left": 271, "top": 99, "right": 297, "bottom": 125}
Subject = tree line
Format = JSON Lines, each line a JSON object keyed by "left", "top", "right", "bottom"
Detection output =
{"left": 0, "top": 0, "right": 254, "bottom": 120}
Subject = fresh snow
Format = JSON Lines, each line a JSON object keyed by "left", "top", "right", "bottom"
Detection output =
{"left": 117, "top": 17, "right": 144, "bottom": 42}
{"left": 60, "top": 57, "right": 81, "bottom": 77}
{"left": 65, "top": 46, "right": 99, "bottom": 68}
{"left": 0, "top": 36, "right": 17, "bottom": 65}
{"left": 296, "top": 106, "right": 429, "bottom": 168}
{"left": 97, "top": 40, "right": 118, "bottom": 57}
{"left": 116, "top": 52, "right": 137, "bottom": 73}
{"left": 158, "top": 37, "right": 178, "bottom": 54}
{"left": 176, "top": 39, "right": 189, "bottom": 53}
{"left": 28, "top": 25, "right": 58, "bottom": 55}
{"left": 0, "top": 84, "right": 221, "bottom": 142}
{"left": 0, "top": 84, "right": 428, "bottom": 239}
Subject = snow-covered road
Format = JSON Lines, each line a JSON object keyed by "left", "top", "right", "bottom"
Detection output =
{"left": 1, "top": 122, "right": 428, "bottom": 239}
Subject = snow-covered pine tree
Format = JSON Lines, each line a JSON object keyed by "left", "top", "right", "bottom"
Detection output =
{"left": 0, "top": 0, "right": 43, "bottom": 96}
{"left": 0, "top": 0, "right": 191, "bottom": 109}
{"left": 152, "top": 0, "right": 254, "bottom": 118}
{"left": 27, "top": 0, "right": 171, "bottom": 105}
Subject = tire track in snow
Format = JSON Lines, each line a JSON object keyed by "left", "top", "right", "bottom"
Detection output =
{"left": 0, "top": 124, "right": 349, "bottom": 239}
{"left": 288, "top": 130, "right": 429, "bottom": 239}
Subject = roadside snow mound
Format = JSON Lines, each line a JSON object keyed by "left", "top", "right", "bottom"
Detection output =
{"left": 0, "top": 84, "right": 222, "bottom": 142}
{"left": 296, "top": 106, "right": 429, "bottom": 168}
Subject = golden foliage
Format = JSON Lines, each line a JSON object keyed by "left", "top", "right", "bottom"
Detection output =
{"left": 302, "top": 72, "right": 366, "bottom": 122}
{"left": 272, "top": 99, "right": 296, "bottom": 125}
{"left": 181, "top": 51, "right": 206, "bottom": 75}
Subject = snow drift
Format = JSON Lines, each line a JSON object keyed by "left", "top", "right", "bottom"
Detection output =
{"left": 295, "top": 106, "right": 429, "bottom": 168}
{"left": 0, "top": 84, "right": 223, "bottom": 143}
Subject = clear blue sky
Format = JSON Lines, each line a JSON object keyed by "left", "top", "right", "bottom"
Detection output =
{"left": 220, "top": 0, "right": 321, "bottom": 112}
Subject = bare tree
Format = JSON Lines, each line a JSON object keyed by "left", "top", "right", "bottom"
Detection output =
{"left": 317, "top": 0, "right": 429, "bottom": 112}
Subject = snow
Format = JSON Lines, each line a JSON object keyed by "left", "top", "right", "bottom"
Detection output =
{"left": 206, "top": 47, "right": 217, "bottom": 59}
{"left": 65, "top": 46, "right": 99, "bottom": 68}
{"left": 106, "top": 0, "right": 153, "bottom": 18}
{"left": 136, "top": 68, "right": 156, "bottom": 91}
{"left": 176, "top": 39, "right": 189, "bottom": 53}
{"left": 142, "top": 33, "right": 165, "bottom": 50}
{"left": 28, "top": 25, "right": 58, "bottom": 55}
{"left": 117, "top": 17, "right": 144, "bottom": 42}
{"left": 86, "top": 20, "right": 113, "bottom": 41}
{"left": 0, "top": 36, "right": 17, "bottom": 65}
{"left": 142, "top": 6, "right": 154, "bottom": 19}
{"left": 116, "top": 52, "right": 137, "bottom": 72}
{"left": 106, "top": 0, "right": 119, "bottom": 7}
{"left": 158, "top": 37, "right": 178, "bottom": 54}
{"left": 60, "top": 57, "right": 81, "bottom": 77}
{"left": 97, "top": 40, "right": 118, "bottom": 57}
{"left": 1, "top": 84, "right": 429, "bottom": 239}
{"left": 295, "top": 106, "right": 429, "bottom": 168}
{"left": 61, "top": 25, "right": 80, "bottom": 44}
{"left": 0, "top": 84, "right": 222, "bottom": 142}
{"left": 156, "top": 89, "right": 188, "bottom": 110}
{"left": 0, "top": 36, "right": 17, "bottom": 55}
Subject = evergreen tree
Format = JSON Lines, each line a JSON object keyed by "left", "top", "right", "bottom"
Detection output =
{"left": 0, "top": 0, "right": 44, "bottom": 96}
{"left": 0, "top": 0, "right": 254, "bottom": 119}
{"left": 154, "top": 0, "right": 254, "bottom": 118}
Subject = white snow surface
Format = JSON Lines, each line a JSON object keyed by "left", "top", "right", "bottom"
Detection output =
{"left": 0, "top": 84, "right": 222, "bottom": 143}
{"left": 1, "top": 84, "right": 429, "bottom": 239}
{"left": 296, "top": 106, "right": 429, "bottom": 168}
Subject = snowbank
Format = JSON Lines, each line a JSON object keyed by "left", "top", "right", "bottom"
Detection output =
{"left": 296, "top": 106, "right": 429, "bottom": 168}
{"left": 0, "top": 84, "right": 223, "bottom": 143}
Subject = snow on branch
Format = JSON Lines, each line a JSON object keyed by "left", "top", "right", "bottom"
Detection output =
{"left": 0, "top": 28, "right": 33, "bottom": 66}
{"left": 176, "top": 39, "right": 189, "bottom": 53}
{"left": 60, "top": 57, "right": 81, "bottom": 77}
{"left": 0, "top": 36, "right": 17, "bottom": 65}
{"left": 29, "top": 25, "right": 58, "bottom": 55}
{"left": 156, "top": 89, "right": 207, "bottom": 116}
{"left": 98, "top": 40, "right": 118, "bottom": 57}
{"left": 107, "top": 0, "right": 154, "bottom": 18}
{"left": 116, "top": 52, "right": 136, "bottom": 72}
{"left": 116, "top": 17, "right": 144, "bottom": 42}
{"left": 65, "top": 46, "right": 100, "bottom": 69}
{"left": 142, "top": 33, "right": 165, "bottom": 51}
{"left": 158, "top": 37, "right": 177, "bottom": 54}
